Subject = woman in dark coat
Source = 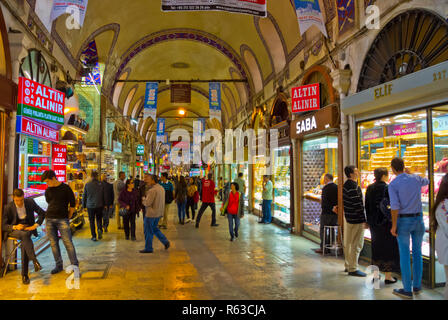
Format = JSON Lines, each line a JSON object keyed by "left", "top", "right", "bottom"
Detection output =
{"left": 365, "top": 167, "right": 400, "bottom": 284}
{"left": 118, "top": 179, "right": 140, "bottom": 241}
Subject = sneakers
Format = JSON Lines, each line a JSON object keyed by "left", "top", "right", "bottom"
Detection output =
{"left": 393, "top": 288, "right": 413, "bottom": 299}
{"left": 413, "top": 287, "right": 422, "bottom": 295}
{"left": 348, "top": 270, "right": 367, "bottom": 277}
{"left": 51, "top": 266, "right": 63, "bottom": 274}
{"left": 165, "top": 241, "right": 170, "bottom": 250}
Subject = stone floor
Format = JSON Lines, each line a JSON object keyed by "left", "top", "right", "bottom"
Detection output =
{"left": 0, "top": 203, "right": 444, "bottom": 300}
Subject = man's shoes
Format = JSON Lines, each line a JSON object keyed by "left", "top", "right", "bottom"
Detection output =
{"left": 22, "top": 275, "right": 30, "bottom": 285}
{"left": 413, "top": 287, "right": 422, "bottom": 295}
{"left": 385, "top": 277, "right": 398, "bottom": 285}
{"left": 235, "top": 231, "right": 238, "bottom": 238}
{"left": 104, "top": 227, "right": 108, "bottom": 233}
{"left": 393, "top": 288, "right": 413, "bottom": 299}
{"left": 139, "top": 249, "right": 153, "bottom": 253}
{"left": 51, "top": 266, "right": 63, "bottom": 274}
{"left": 314, "top": 248, "right": 323, "bottom": 254}
{"left": 91, "top": 237, "right": 97, "bottom": 241}
{"left": 125, "top": 236, "right": 130, "bottom": 240}
{"left": 98, "top": 232, "right": 103, "bottom": 240}
{"left": 348, "top": 270, "right": 367, "bottom": 277}
{"left": 131, "top": 237, "right": 136, "bottom": 241}
{"left": 195, "top": 224, "right": 199, "bottom": 228}
{"left": 33, "top": 260, "right": 42, "bottom": 272}
{"left": 230, "top": 237, "right": 234, "bottom": 242}
{"left": 344, "top": 268, "right": 348, "bottom": 272}
{"left": 165, "top": 242, "right": 170, "bottom": 250}
{"left": 211, "top": 224, "right": 219, "bottom": 227}
{"left": 258, "top": 220, "right": 265, "bottom": 224}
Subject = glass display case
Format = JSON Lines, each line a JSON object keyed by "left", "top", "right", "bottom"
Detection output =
{"left": 302, "top": 136, "right": 338, "bottom": 235}
{"left": 357, "top": 109, "right": 430, "bottom": 256}
{"left": 272, "top": 146, "right": 290, "bottom": 224}
{"left": 253, "top": 161, "right": 266, "bottom": 211}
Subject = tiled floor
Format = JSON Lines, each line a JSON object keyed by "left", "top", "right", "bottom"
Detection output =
{"left": 0, "top": 203, "right": 445, "bottom": 300}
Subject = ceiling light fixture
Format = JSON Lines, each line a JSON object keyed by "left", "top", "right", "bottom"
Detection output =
{"left": 178, "top": 109, "right": 186, "bottom": 116}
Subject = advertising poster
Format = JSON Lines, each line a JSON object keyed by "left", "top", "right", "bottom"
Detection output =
{"left": 161, "top": 0, "right": 267, "bottom": 17}
{"left": 143, "top": 82, "right": 159, "bottom": 121}
{"left": 293, "top": 0, "right": 328, "bottom": 37}
{"left": 50, "top": 0, "right": 89, "bottom": 27}
{"left": 209, "top": 83, "right": 222, "bottom": 122}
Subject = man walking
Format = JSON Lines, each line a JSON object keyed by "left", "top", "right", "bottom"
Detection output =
{"left": 114, "top": 171, "right": 126, "bottom": 229}
{"left": 195, "top": 173, "right": 219, "bottom": 228}
{"left": 101, "top": 174, "right": 114, "bottom": 233}
{"left": 3, "top": 189, "right": 45, "bottom": 284}
{"left": 83, "top": 172, "right": 106, "bottom": 241}
{"left": 260, "top": 175, "right": 273, "bottom": 224}
{"left": 389, "top": 157, "right": 429, "bottom": 299}
{"left": 140, "top": 175, "right": 170, "bottom": 253}
{"left": 342, "top": 165, "right": 367, "bottom": 277}
{"left": 41, "top": 170, "right": 79, "bottom": 274}
{"left": 315, "top": 174, "right": 338, "bottom": 254}
{"left": 159, "top": 172, "right": 174, "bottom": 229}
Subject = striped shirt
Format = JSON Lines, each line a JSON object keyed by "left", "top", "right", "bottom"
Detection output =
{"left": 343, "top": 179, "right": 366, "bottom": 224}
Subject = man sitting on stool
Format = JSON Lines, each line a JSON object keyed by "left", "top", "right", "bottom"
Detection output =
{"left": 2, "top": 189, "right": 45, "bottom": 284}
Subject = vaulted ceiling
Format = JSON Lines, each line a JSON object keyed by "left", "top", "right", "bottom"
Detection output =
{"left": 53, "top": 0, "right": 302, "bottom": 143}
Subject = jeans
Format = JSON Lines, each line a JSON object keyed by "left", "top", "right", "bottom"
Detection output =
{"left": 143, "top": 217, "right": 169, "bottom": 251}
{"left": 186, "top": 197, "right": 196, "bottom": 220}
{"left": 227, "top": 214, "right": 240, "bottom": 238}
{"left": 196, "top": 202, "right": 217, "bottom": 226}
{"left": 123, "top": 211, "right": 137, "bottom": 238}
{"left": 177, "top": 199, "right": 187, "bottom": 222}
{"left": 8, "top": 230, "right": 37, "bottom": 275}
{"left": 46, "top": 218, "right": 79, "bottom": 268}
{"left": 103, "top": 206, "right": 113, "bottom": 230}
{"left": 87, "top": 207, "right": 103, "bottom": 239}
{"left": 262, "top": 200, "right": 272, "bottom": 223}
{"left": 396, "top": 215, "right": 425, "bottom": 293}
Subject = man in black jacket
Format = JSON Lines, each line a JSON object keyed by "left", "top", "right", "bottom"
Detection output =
{"left": 342, "top": 165, "right": 368, "bottom": 277}
{"left": 83, "top": 171, "right": 106, "bottom": 241}
{"left": 315, "top": 174, "right": 338, "bottom": 254}
{"left": 101, "top": 174, "right": 114, "bottom": 233}
{"left": 2, "top": 189, "right": 45, "bottom": 284}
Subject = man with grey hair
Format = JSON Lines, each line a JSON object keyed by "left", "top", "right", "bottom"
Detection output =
{"left": 140, "top": 174, "right": 170, "bottom": 253}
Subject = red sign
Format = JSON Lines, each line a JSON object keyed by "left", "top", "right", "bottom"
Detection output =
{"left": 291, "top": 83, "right": 320, "bottom": 113}
{"left": 18, "top": 77, "right": 65, "bottom": 125}
{"left": 52, "top": 144, "right": 67, "bottom": 182}
{"left": 19, "top": 117, "right": 59, "bottom": 143}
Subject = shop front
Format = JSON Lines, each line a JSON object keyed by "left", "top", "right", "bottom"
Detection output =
{"left": 343, "top": 60, "right": 448, "bottom": 288}
{"left": 250, "top": 107, "right": 267, "bottom": 215}
{"left": 291, "top": 105, "right": 342, "bottom": 241}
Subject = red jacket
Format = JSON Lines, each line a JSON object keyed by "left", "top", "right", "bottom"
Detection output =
{"left": 201, "top": 179, "right": 216, "bottom": 203}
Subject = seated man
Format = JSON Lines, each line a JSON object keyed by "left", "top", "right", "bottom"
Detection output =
{"left": 2, "top": 189, "right": 45, "bottom": 284}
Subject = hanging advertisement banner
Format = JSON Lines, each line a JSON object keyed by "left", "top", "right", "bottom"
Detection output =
{"left": 137, "top": 144, "right": 145, "bottom": 156}
{"left": 291, "top": 83, "right": 321, "bottom": 113}
{"left": 294, "top": 0, "right": 328, "bottom": 37}
{"left": 50, "top": 0, "right": 89, "bottom": 27}
{"left": 161, "top": 0, "right": 267, "bottom": 17}
{"left": 18, "top": 77, "right": 65, "bottom": 126}
{"left": 52, "top": 144, "right": 67, "bottom": 183}
{"left": 16, "top": 116, "right": 59, "bottom": 143}
{"left": 143, "top": 82, "right": 159, "bottom": 121}
{"left": 156, "top": 118, "right": 166, "bottom": 143}
{"left": 209, "top": 83, "right": 222, "bottom": 122}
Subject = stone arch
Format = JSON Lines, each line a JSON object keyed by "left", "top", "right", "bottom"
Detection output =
{"left": 112, "top": 68, "right": 131, "bottom": 108}
{"left": 241, "top": 47, "right": 263, "bottom": 93}
{"left": 122, "top": 84, "right": 138, "bottom": 115}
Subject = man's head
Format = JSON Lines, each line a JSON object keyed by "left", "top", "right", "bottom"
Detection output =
{"left": 344, "top": 165, "right": 358, "bottom": 180}
{"left": 391, "top": 157, "right": 405, "bottom": 175}
{"left": 208, "top": 173, "right": 213, "bottom": 180}
{"left": 101, "top": 173, "right": 108, "bottom": 182}
{"left": 91, "top": 171, "right": 99, "bottom": 180}
{"left": 161, "top": 172, "right": 168, "bottom": 182}
{"left": 238, "top": 172, "right": 243, "bottom": 178}
{"left": 119, "top": 171, "right": 126, "bottom": 181}
{"left": 263, "top": 175, "right": 270, "bottom": 182}
{"left": 13, "top": 189, "right": 24, "bottom": 208}
{"left": 324, "top": 173, "right": 333, "bottom": 185}
{"left": 148, "top": 174, "right": 158, "bottom": 185}
{"left": 136, "top": 175, "right": 140, "bottom": 179}
{"left": 143, "top": 173, "right": 151, "bottom": 184}
{"left": 41, "top": 170, "right": 60, "bottom": 187}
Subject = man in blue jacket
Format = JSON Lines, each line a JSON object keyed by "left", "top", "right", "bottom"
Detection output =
{"left": 83, "top": 171, "right": 106, "bottom": 241}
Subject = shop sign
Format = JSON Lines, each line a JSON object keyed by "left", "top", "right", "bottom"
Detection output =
{"left": 18, "top": 77, "right": 65, "bottom": 125}
{"left": 291, "top": 83, "right": 320, "bottom": 113}
{"left": 16, "top": 116, "right": 59, "bottom": 143}
{"left": 433, "top": 115, "right": 448, "bottom": 132}
{"left": 113, "top": 141, "right": 122, "bottom": 153}
{"left": 290, "top": 105, "right": 339, "bottom": 139}
{"left": 362, "top": 128, "right": 383, "bottom": 141}
{"left": 161, "top": 0, "right": 267, "bottom": 17}
{"left": 144, "top": 161, "right": 148, "bottom": 172}
{"left": 52, "top": 144, "right": 67, "bottom": 183}
{"left": 137, "top": 144, "right": 145, "bottom": 156}
{"left": 387, "top": 123, "right": 418, "bottom": 136}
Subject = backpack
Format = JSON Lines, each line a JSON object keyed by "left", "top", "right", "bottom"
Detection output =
{"left": 165, "top": 183, "right": 174, "bottom": 204}
{"left": 378, "top": 186, "right": 392, "bottom": 225}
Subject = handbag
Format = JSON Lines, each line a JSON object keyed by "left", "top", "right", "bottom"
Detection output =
{"left": 119, "top": 207, "right": 129, "bottom": 217}
{"left": 378, "top": 186, "right": 392, "bottom": 225}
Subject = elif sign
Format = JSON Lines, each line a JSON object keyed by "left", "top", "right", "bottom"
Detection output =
{"left": 18, "top": 77, "right": 65, "bottom": 125}
{"left": 291, "top": 83, "right": 320, "bottom": 113}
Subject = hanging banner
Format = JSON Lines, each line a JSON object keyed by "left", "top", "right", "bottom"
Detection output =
{"left": 209, "top": 83, "right": 222, "bottom": 122}
{"left": 294, "top": 0, "right": 328, "bottom": 38}
{"left": 143, "top": 82, "right": 159, "bottom": 121}
{"left": 161, "top": 0, "right": 267, "bottom": 17}
{"left": 136, "top": 144, "right": 145, "bottom": 156}
{"left": 50, "top": 0, "right": 89, "bottom": 27}
{"left": 18, "top": 77, "right": 65, "bottom": 126}
{"left": 156, "top": 118, "right": 166, "bottom": 143}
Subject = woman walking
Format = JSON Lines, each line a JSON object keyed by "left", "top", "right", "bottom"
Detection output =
{"left": 432, "top": 173, "right": 448, "bottom": 299}
{"left": 365, "top": 167, "right": 400, "bottom": 284}
{"left": 118, "top": 179, "right": 140, "bottom": 240}
{"left": 221, "top": 182, "right": 244, "bottom": 241}
{"left": 175, "top": 176, "right": 188, "bottom": 224}
{"left": 186, "top": 177, "right": 198, "bottom": 222}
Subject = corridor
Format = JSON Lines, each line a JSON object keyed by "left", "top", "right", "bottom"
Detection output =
{"left": 0, "top": 205, "right": 444, "bottom": 300}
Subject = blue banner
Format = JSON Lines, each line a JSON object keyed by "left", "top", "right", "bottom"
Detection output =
{"left": 294, "top": 0, "right": 328, "bottom": 37}
{"left": 144, "top": 82, "right": 158, "bottom": 121}
{"left": 209, "top": 83, "right": 221, "bottom": 122}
